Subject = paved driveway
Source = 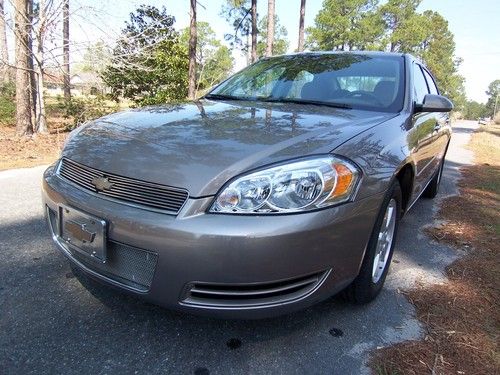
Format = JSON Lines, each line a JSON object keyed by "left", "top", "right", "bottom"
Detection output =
{"left": 0, "top": 120, "right": 478, "bottom": 374}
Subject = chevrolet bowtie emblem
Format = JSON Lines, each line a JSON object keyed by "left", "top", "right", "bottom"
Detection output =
{"left": 92, "top": 176, "right": 114, "bottom": 192}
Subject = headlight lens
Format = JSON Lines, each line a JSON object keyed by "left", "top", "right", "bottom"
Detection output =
{"left": 210, "top": 155, "right": 360, "bottom": 214}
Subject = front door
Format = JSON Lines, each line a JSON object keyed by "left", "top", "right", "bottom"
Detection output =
{"left": 408, "top": 63, "right": 439, "bottom": 199}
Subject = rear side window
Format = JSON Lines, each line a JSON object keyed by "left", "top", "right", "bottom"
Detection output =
{"left": 413, "top": 65, "right": 429, "bottom": 104}
{"left": 422, "top": 69, "right": 439, "bottom": 95}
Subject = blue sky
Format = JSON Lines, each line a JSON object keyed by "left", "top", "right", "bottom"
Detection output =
{"left": 68, "top": 0, "right": 500, "bottom": 102}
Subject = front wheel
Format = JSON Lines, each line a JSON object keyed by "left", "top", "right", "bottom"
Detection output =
{"left": 343, "top": 180, "right": 402, "bottom": 304}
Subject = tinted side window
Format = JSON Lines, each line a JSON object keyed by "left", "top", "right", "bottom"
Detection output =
{"left": 422, "top": 69, "right": 439, "bottom": 95}
{"left": 286, "top": 70, "right": 314, "bottom": 98}
{"left": 413, "top": 65, "right": 429, "bottom": 104}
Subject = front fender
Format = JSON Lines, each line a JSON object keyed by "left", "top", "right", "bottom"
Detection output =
{"left": 333, "top": 114, "right": 412, "bottom": 201}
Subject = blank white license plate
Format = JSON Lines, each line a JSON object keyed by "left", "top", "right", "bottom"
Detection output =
{"left": 59, "top": 205, "right": 107, "bottom": 262}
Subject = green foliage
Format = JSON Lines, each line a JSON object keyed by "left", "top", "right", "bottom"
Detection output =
{"left": 77, "top": 42, "right": 112, "bottom": 75}
{"left": 462, "top": 101, "right": 488, "bottom": 120}
{"left": 180, "top": 22, "right": 234, "bottom": 91}
{"left": 485, "top": 79, "right": 500, "bottom": 116}
{"left": 201, "top": 45, "right": 234, "bottom": 90}
{"left": 378, "top": 0, "right": 422, "bottom": 51}
{"left": 220, "top": 0, "right": 253, "bottom": 53}
{"left": 0, "top": 82, "right": 16, "bottom": 127}
{"left": 307, "top": 0, "right": 466, "bottom": 109}
{"left": 102, "top": 5, "right": 188, "bottom": 105}
{"left": 57, "top": 96, "right": 119, "bottom": 130}
{"left": 415, "top": 11, "right": 465, "bottom": 109}
{"left": 222, "top": 1, "right": 291, "bottom": 58}
{"left": 306, "top": 0, "right": 383, "bottom": 51}
{"left": 256, "top": 15, "right": 289, "bottom": 57}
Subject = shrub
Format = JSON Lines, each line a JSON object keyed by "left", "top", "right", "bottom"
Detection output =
{"left": 58, "top": 96, "right": 119, "bottom": 130}
{"left": 0, "top": 82, "right": 16, "bottom": 127}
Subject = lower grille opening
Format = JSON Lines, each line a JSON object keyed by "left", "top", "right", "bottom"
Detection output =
{"left": 182, "top": 270, "right": 330, "bottom": 308}
{"left": 68, "top": 241, "right": 158, "bottom": 292}
{"left": 46, "top": 206, "right": 158, "bottom": 292}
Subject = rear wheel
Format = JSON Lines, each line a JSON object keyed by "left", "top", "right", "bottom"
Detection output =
{"left": 344, "top": 180, "right": 402, "bottom": 304}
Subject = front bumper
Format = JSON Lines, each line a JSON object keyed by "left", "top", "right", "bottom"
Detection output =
{"left": 42, "top": 164, "right": 383, "bottom": 318}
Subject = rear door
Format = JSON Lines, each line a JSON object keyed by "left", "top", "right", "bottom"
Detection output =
{"left": 408, "top": 63, "right": 439, "bottom": 197}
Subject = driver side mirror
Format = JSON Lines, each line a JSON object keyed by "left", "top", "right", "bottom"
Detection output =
{"left": 415, "top": 94, "right": 454, "bottom": 113}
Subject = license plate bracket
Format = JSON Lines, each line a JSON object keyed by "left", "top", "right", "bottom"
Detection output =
{"left": 59, "top": 205, "right": 107, "bottom": 262}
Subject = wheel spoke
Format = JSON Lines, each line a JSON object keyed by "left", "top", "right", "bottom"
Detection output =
{"left": 384, "top": 206, "right": 394, "bottom": 230}
{"left": 372, "top": 198, "right": 397, "bottom": 283}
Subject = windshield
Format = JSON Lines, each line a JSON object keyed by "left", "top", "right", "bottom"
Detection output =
{"left": 208, "top": 54, "right": 405, "bottom": 112}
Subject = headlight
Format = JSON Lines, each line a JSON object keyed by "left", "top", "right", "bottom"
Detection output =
{"left": 210, "top": 155, "right": 360, "bottom": 214}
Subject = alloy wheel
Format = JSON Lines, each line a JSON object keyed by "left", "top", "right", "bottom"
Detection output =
{"left": 372, "top": 198, "right": 397, "bottom": 283}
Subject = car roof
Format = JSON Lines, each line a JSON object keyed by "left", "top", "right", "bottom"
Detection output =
{"left": 289, "top": 50, "right": 405, "bottom": 57}
{"left": 268, "top": 50, "right": 424, "bottom": 69}
{"left": 274, "top": 50, "right": 422, "bottom": 62}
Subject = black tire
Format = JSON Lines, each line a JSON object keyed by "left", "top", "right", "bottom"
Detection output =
{"left": 423, "top": 158, "right": 444, "bottom": 199}
{"left": 344, "top": 180, "right": 402, "bottom": 304}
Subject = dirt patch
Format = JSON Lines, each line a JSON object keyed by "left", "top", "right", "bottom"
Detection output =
{"left": 0, "top": 95, "right": 73, "bottom": 170}
{"left": 0, "top": 94, "right": 126, "bottom": 170}
{"left": 371, "top": 124, "right": 500, "bottom": 375}
{"left": 0, "top": 127, "right": 67, "bottom": 170}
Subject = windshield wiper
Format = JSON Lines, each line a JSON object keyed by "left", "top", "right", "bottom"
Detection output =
{"left": 260, "top": 97, "right": 352, "bottom": 109}
{"left": 205, "top": 95, "right": 352, "bottom": 109}
{"left": 204, "top": 93, "right": 246, "bottom": 101}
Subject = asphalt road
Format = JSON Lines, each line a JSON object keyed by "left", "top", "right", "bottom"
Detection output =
{"left": 0, "top": 120, "right": 478, "bottom": 374}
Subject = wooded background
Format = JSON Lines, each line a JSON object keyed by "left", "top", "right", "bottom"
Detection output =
{"left": 1, "top": 0, "right": 499, "bottom": 138}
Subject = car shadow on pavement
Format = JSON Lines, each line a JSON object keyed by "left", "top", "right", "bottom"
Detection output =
{"left": 1, "top": 211, "right": 420, "bottom": 374}
{"left": 449, "top": 125, "right": 477, "bottom": 135}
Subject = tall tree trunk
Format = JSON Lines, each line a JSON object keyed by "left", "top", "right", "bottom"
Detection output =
{"left": 0, "top": 0, "right": 10, "bottom": 82}
{"left": 250, "top": 0, "right": 257, "bottom": 63}
{"left": 246, "top": 32, "right": 251, "bottom": 65}
{"left": 265, "top": 0, "right": 275, "bottom": 57}
{"left": 34, "top": 61, "right": 46, "bottom": 132}
{"left": 27, "top": 0, "right": 36, "bottom": 122}
{"left": 297, "top": 0, "right": 306, "bottom": 52}
{"left": 187, "top": 0, "right": 196, "bottom": 100}
{"left": 62, "top": 0, "right": 70, "bottom": 100}
{"left": 14, "top": 0, "right": 32, "bottom": 135}
{"left": 34, "top": 0, "right": 47, "bottom": 133}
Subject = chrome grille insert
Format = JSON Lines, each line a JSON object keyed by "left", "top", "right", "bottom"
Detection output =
{"left": 58, "top": 158, "right": 189, "bottom": 214}
{"left": 182, "top": 270, "right": 330, "bottom": 308}
{"left": 69, "top": 241, "right": 158, "bottom": 291}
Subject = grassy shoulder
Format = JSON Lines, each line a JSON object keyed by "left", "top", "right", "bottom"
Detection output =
{"left": 371, "top": 124, "right": 500, "bottom": 375}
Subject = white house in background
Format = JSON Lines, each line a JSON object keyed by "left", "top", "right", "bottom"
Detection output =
{"left": 44, "top": 71, "right": 108, "bottom": 97}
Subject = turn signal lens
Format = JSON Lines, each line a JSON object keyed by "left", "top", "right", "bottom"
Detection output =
{"left": 210, "top": 155, "right": 360, "bottom": 214}
{"left": 331, "top": 163, "right": 354, "bottom": 199}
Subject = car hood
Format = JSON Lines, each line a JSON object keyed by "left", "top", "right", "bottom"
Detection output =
{"left": 62, "top": 100, "right": 393, "bottom": 197}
